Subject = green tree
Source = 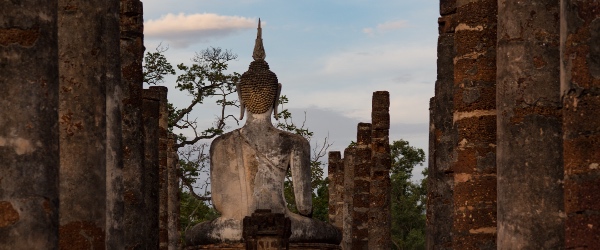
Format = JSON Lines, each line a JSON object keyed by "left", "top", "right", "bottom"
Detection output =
{"left": 389, "top": 139, "right": 427, "bottom": 250}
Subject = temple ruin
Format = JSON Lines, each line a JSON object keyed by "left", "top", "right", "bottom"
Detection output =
{"left": 1, "top": 0, "right": 180, "bottom": 249}
{"left": 428, "top": 0, "right": 599, "bottom": 249}
{"left": 1, "top": 0, "right": 599, "bottom": 249}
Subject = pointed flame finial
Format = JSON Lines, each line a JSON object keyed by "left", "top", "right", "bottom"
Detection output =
{"left": 252, "top": 18, "right": 266, "bottom": 60}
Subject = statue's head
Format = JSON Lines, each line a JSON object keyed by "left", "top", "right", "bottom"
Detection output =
{"left": 237, "top": 19, "right": 281, "bottom": 120}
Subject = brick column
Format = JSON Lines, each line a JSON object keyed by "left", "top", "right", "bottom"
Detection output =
{"left": 427, "top": 1, "right": 457, "bottom": 248}
{"left": 368, "top": 91, "right": 391, "bottom": 249}
{"left": 57, "top": 0, "right": 123, "bottom": 248}
{"left": 328, "top": 151, "right": 344, "bottom": 231}
{"left": 156, "top": 86, "right": 170, "bottom": 250}
{"left": 120, "top": 0, "right": 147, "bottom": 248}
{"left": 497, "top": 1, "right": 564, "bottom": 248}
{"left": 561, "top": 0, "right": 600, "bottom": 248}
{"left": 0, "top": 1, "right": 59, "bottom": 248}
{"left": 452, "top": 0, "right": 497, "bottom": 248}
{"left": 342, "top": 147, "right": 356, "bottom": 250}
{"left": 352, "top": 123, "right": 371, "bottom": 250}
{"left": 143, "top": 88, "right": 161, "bottom": 250}
{"left": 167, "top": 133, "right": 180, "bottom": 250}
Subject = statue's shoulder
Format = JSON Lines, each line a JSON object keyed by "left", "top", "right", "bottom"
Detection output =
{"left": 276, "top": 129, "right": 309, "bottom": 146}
{"left": 210, "top": 129, "right": 241, "bottom": 150}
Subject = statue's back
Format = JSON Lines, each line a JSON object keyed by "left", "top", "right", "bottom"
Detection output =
{"left": 210, "top": 128, "right": 305, "bottom": 220}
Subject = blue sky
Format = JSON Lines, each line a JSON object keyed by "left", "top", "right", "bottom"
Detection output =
{"left": 142, "top": 0, "right": 439, "bottom": 179}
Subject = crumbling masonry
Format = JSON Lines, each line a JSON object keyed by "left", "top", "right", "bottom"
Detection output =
{"left": 1, "top": 1, "right": 180, "bottom": 249}
{"left": 428, "top": 0, "right": 599, "bottom": 249}
{"left": 328, "top": 91, "right": 392, "bottom": 250}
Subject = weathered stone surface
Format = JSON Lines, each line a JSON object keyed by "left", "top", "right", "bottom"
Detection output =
{"left": 368, "top": 91, "right": 391, "bottom": 250}
{"left": 57, "top": 0, "right": 123, "bottom": 248}
{"left": 427, "top": 12, "right": 457, "bottom": 249}
{"left": 120, "top": 0, "right": 146, "bottom": 248}
{"left": 243, "top": 210, "right": 291, "bottom": 250}
{"left": 561, "top": 1, "right": 600, "bottom": 248}
{"left": 342, "top": 148, "right": 356, "bottom": 250}
{"left": 185, "top": 242, "right": 341, "bottom": 250}
{"left": 143, "top": 88, "right": 161, "bottom": 249}
{"left": 328, "top": 151, "right": 344, "bottom": 230}
{"left": 0, "top": 1, "right": 59, "bottom": 248}
{"left": 352, "top": 123, "right": 371, "bottom": 250}
{"left": 497, "top": 1, "right": 564, "bottom": 249}
{"left": 155, "top": 86, "right": 169, "bottom": 250}
{"left": 167, "top": 133, "right": 181, "bottom": 250}
{"left": 440, "top": 0, "right": 456, "bottom": 16}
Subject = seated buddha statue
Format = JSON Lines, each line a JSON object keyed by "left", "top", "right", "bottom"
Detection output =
{"left": 185, "top": 20, "right": 341, "bottom": 246}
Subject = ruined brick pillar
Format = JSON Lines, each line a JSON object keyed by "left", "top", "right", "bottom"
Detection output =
{"left": 342, "top": 147, "right": 356, "bottom": 250}
{"left": 352, "top": 123, "right": 371, "bottom": 250}
{"left": 167, "top": 133, "right": 181, "bottom": 250}
{"left": 368, "top": 91, "right": 391, "bottom": 249}
{"left": 57, "top": 0, "right": 123, "bottom": 248}
{"left": 427, "top": 1, "right": 457, "bottom": 248}
{"left": 0, "top": 1, "right": 59, "bottom": 248}
{"left": 157, "top": 86, "right": 170, "bottom": 250}
{"left": 497, "top": 1, "right": 564, "bottom": 248}
{"left": 328, "top": 151, "right": 344, "bottom": 231}
{"left": 561, "top": 0, "right": 600, "bottom": 248}
{"left": 120, "top": 0, "right": 147, "bottom": 248}
{"left": 143, "top": 88, "right": 162, "bottom": 249}
{"left": 451, "top": 0, "right": 497, "bottom": 248}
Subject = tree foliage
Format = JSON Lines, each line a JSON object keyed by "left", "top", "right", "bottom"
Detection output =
{"left": 389, "top": 140, "right": 427, "bottom": 250}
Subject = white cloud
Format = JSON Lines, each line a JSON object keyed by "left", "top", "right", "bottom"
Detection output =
{"left": 277, "top": 43, "right": 435, "bottom": 125}
{"left": 377, "top": 20, "right": 409, "bottom": 31}
{"left": 145, "top": 13, "right": 257, "bottom": 48}
{"left": 363, "top": 20, "right": 409, "bottom": 35}
{"left": 319, "top": 44, "right": 435, "bottom": 77}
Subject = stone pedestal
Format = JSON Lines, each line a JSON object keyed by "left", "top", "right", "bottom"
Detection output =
{"left": 243, "top": 209, "right": 291, "bottom": 250}
{"left": 185, "top": 210, "right": 342, "bottom": 250}
{"left": 186, "top": 243, "right": 340, "bottom": 250}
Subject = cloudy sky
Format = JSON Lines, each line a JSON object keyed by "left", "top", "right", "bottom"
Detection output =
{"left": 142, "top": 0, "right": 439, "bottom": 180}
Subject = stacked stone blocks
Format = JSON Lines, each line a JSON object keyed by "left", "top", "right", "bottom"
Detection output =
{"left": 429, "top": 0, "right": 600, "bottom": 249}
{"left": 329, "top": 91, "right": 391, "bottom": 250}
{"left": 0, "top": 1, "right": 181, "bottom": 248}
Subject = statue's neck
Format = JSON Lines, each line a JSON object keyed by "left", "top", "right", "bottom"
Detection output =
{"left": 244, "top": 112, "right": 274, "bottom": 129}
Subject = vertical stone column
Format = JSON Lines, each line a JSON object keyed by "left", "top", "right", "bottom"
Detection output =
{"left": 167, "top": 133, "right": 180, "bottom": 250}
{"left": 328, "top": 151, "right": 344, "bottom": 230}
{"left": 352, "top": 123, "right": 371, "bottom": 250}
{"left": 342, "top": 148, "right": 356, "bottom": 250}
{"left": 368, "top": 91, "right": 391, "bottom": 249}
{"left": 156, "top": 86, "right": 170, "bottom": 250}
{"left": 427, "top": 1, "right": 457, "bottom": 248}
{"left": 561, "top": 0, "right": 600, "bottom": 248}
{"left": 143, "top": 88, "right": 161, "bottom": 250}
{"left": 452, "top": 0, "right": 497, "bottom": 248}
{"left": 57, "top": 0, "right": 122, "bottom": 248}
{"left": 497, "top": 1, "right": 564, "bottom": 249}
{"left": 0, "top": 1, "right": 59, "bottom": 248}
{"left": 120, "top": 0, "right": 146, "bottom": 248}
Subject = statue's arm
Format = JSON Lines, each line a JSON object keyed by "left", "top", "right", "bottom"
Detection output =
{"left": 209, "top": 139, "right": 224, "bottom": 213}
{"left": 290, "top": 138, "right": 312, "bottom": 216}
